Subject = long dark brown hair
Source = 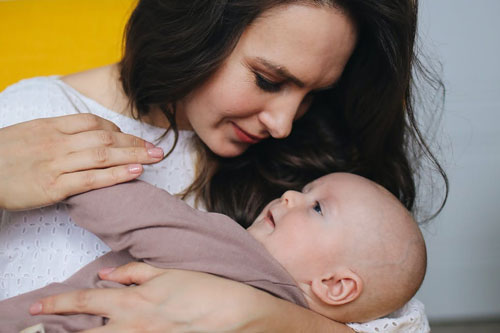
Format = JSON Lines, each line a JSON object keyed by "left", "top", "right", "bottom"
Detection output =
{"left": 120, "top": 0, "right": 448, "bottom": 227}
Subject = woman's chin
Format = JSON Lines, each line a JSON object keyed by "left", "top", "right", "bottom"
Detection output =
{"left": 209, "top": 142, "right": 250, "bottom": 158}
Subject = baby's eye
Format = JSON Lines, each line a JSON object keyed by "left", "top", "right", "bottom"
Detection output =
{"left": 313, "top": 201, "right": 323, "bottom": 215}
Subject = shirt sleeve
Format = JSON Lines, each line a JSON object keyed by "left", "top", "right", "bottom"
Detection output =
{"left": 65, "top": 180, "right": 202, "bottom": 261}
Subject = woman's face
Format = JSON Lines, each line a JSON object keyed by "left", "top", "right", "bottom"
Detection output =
{"left": 177, "top": 4, "right": 357, "bottom": 157}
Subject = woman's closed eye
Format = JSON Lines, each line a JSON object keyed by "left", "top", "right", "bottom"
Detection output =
{"left": 313, "top": 201, "right": 323, "bottom": 215}
{"left": 254, "top": 72, "right": 283, "bottom": 93}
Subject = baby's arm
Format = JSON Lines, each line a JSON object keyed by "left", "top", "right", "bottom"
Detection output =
{"left": 66, "top": 181, "right": 306, "bottom": 305}
{"left": 0, "top": 251, "right": 131, "bottom": 332}
{"left": 0, "top": 280, "right": 98, "bottom": 332}
{"left": 65, "top": 180, "right": 239, "bottom": 265}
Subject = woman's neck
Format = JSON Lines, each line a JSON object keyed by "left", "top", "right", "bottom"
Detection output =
{"left": 61, "top": 64, "right": 171, "bottom": 129}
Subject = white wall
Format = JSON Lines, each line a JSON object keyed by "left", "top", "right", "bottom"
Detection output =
{"left": 415, "top": 0, "right": 500, "bottom": 321}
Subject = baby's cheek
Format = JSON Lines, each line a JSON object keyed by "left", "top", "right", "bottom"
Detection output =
{"left": 270, "top": 233, "right": 303, "bottom": 260}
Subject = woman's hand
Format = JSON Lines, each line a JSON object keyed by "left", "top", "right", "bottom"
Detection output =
{"left": 0, "top": 114, "right": 164, "bottom": 210}
{"left": 31, "top": 262, "right": 354, "bottom": 333}
{"left": 31, "top": 263, "right": 266, "bottom": 332}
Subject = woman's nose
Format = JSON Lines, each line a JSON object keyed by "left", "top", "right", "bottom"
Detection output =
{"left": 258, "top": 96, "right": 303, "bottom": 139}
{"left": 282, "top": 190, "right": 304, "bottom": 207}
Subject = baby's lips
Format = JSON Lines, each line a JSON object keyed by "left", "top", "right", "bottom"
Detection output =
{"left": 267, "top": 209, "right": 276, "bottom": 227}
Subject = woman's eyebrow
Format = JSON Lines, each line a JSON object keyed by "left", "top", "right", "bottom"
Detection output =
{"left": 255, "top": 57, "right": 305, "bottom": 88}
{"left": 256, "top": 57, "right": 337, "bottom": 91}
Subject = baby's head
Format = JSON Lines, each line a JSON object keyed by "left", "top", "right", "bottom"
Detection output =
{"left": 247, "top": 173, "right": 426, "bottom": 323}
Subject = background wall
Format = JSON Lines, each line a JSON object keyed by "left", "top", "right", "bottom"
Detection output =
{"left": 0, "top": 0, "right": 135, "bottom": 91}
{"left": 416, "top": 0, "right": 500, "bottom": 322}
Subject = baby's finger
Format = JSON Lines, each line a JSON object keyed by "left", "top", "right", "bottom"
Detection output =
{"left": 99, "top": 262, "right": 167, "bottom": 285}
{"left": 66, "top": 130, "right": 154, "bottom": 152}
{"left": 56, "top": 165, "right": 143, "bottom": 197}
{"left": 30, "top": 288, "right": 123, "bottom": 316}
{"left": 52, "top": 113, "right": 121, "bottom": 134}
{"left": 58, "top": 146, "right": 164, "bottom": 173}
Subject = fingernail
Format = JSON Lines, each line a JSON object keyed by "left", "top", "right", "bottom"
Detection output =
{"left": 148, "top": 147, "right": 164, "bottom": 158}
{"left": 99, "top": 267, "right": 116, "bottom": 275}
{"left": 29, "top": 302, "right": 43, "bottom": 315}
{"left": 145, "top": 141, "right": 155, "bottom": 149}
{"left": 128, "top": 164, "right": 143, "bottom": 174}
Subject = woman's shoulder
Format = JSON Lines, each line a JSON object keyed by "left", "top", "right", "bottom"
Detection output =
{"left": 0, "top": 65, "right": 125, "bottom": 128}
{"left": 0, "top": 76, "right": 83, "bottom": 127}
{"left": 60, "top": 65, "right": 130, "bottom": 114}
{"left": 1, "top": 76, "right": 63, "bottom": 98}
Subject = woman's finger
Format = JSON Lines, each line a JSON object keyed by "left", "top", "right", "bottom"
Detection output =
{"left": 66, "top": 130, "right": 154, "bottom": 152}
{"left": 0, "top": 114, "right": 156, "bottom": 210}
{"left": 50, "top": 113, "right": 122, "bottom": 134}
{"left": 57, "top": 146, "right": 164, "bottom": 173}
{"left": 98, "top": 262, "right": 167, "bottom": 285}
{"left": 31, "top": 288, "right": 125, "bottom": 316}
{"left": 56, "top": 165, "right": 144, "bottom": 197}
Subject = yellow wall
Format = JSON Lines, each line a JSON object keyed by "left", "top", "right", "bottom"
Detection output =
{"left": 0, "top": 0, "right": 136, "bottom": 91}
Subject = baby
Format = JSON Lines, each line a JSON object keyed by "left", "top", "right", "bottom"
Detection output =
{"left": 0, "top": 173, "right": 426, "bottom": 332}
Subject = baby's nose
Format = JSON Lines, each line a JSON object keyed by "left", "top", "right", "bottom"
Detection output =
{"left": 282, "top": 190, "right": 303, "bottom": 207}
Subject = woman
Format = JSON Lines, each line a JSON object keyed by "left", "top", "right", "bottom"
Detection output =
{"left": 0, "top": 0, "right": 445, "bottom": 331}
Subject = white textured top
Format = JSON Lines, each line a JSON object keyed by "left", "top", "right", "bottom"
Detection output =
{"left": 0, "top": 77, "right": 429, "bottom": 332}
{"left": 348, "top": 299, "right": 430, "bottom": 333}
{"left": 0, "top": 77, "right": 196, "bottom": 299}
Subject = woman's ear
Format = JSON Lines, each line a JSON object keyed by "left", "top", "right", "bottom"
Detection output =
{"left": 311, "top": 269, "right": 363, "bottom": 306}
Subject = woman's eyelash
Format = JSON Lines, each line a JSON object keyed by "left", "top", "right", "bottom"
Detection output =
{"left": 254, "top": 72, "right": 282, "bottom": 93}
{"left": 313, "top": 201, "right": 323, "bottom": 215}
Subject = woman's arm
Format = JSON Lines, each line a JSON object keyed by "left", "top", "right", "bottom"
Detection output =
{"left": 248, "top": 287, "right": 356, "bottom": 333}
{"left": 0, "top": 114, "right": 164, "bottom": 210}
{"left": 32, "top": 263, "right": 354, "bottom": 333}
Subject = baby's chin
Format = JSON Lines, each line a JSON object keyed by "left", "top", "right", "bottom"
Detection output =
{"left": 247, "top": 212, "right": 263, "bottom": 230}
{"left": 247, "top": 211, "right": 272, "bottom": 241}
{"left": 246, "top": 221, "right": 260, "bottom": 241}
{"left": 249, "top": 196, "right": 285, "bottom": 239}
{"left": 246, "top": 213, "right": 263, "bottom": 233}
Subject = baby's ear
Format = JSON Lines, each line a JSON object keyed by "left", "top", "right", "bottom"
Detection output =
{"left": 311, "top": 268, "right": 362, "bottom": 306}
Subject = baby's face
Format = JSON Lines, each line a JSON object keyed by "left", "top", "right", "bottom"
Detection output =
{"left": 248, "top": 173, "right": 423, "bottom": 320}
{"left": 247, "top": 173, "right": 382, "bottom": 283}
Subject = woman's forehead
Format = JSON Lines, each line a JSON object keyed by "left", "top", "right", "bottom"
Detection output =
{"left": 238, "top": 3, "right": 357, "bottom": 89}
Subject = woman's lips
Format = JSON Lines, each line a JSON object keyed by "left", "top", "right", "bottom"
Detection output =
{"left": 232, "top": 123, "right": 263, "bottom": 144}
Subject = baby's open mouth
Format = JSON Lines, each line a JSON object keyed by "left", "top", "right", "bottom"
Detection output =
{"left": 266, "top": 210, "right": 275, "bottom": 228}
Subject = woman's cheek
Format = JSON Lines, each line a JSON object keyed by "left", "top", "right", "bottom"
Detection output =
{"left": 223, "top": 94, "right": 260, "bottom": 119}
{"left": 295, "top": 97, "right": 312, "bottom": 120}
